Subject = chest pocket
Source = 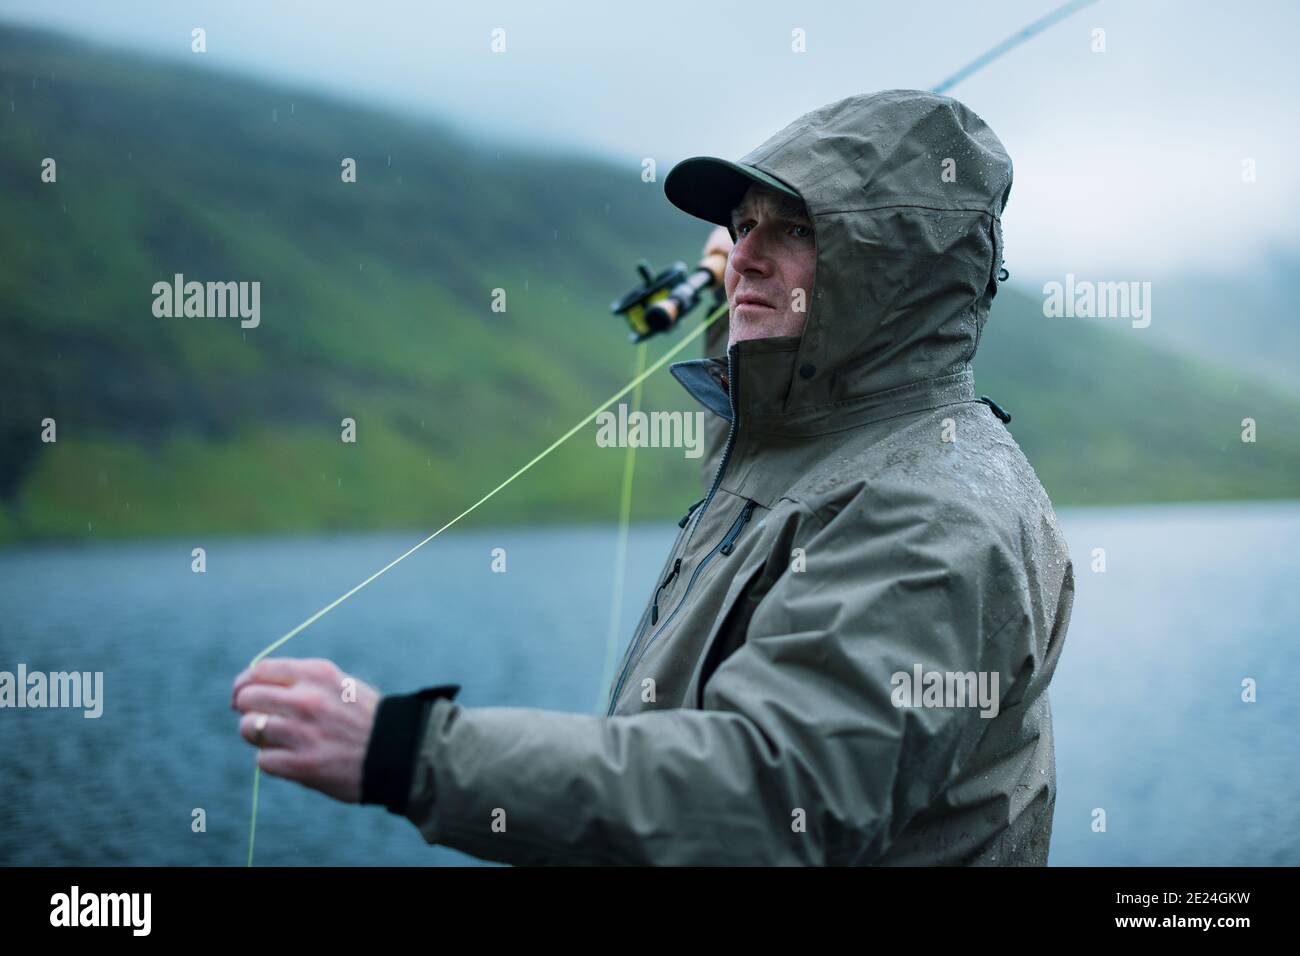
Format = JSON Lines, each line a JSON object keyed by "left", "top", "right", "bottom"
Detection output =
{"left": 692, "top": 543, "right": 784, "bottom": 710}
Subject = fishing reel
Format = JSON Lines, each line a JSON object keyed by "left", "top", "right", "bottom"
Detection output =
{"left": 610, "top": 249, "right": 728, "bottom": 343}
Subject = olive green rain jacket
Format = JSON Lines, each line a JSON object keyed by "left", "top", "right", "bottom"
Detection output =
{"left": 380, "top": 90, "right": 1075, "bottom": 865}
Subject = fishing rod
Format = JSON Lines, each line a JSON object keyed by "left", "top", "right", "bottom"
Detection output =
{"left": 610, "top": 250, "right": 728, "bottom": 342}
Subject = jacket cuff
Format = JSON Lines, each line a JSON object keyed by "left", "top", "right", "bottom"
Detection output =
{"left": 361, "top": 684, "right": 461, "bottom": 814}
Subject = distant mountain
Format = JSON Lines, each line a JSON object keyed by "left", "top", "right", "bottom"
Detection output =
{"left": 1128, "top": 253, "right": 1300, "bottom": 394}
{"left": 1, "top": 22, "right": 1297, "bottom": 545}
{"left": 975, "top": 280, "right": 1299, "bottom": 504}
{"left": 1017, "top": 251, "right": 1300, "bottom": 396}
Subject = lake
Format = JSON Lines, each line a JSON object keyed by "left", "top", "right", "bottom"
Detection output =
{"left": 1, "top": 500, "right": 1297, "bottom": 866}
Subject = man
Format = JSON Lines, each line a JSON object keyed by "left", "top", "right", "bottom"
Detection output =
{"left": 232, "top": 89, "right": 1074, "bottom": 865}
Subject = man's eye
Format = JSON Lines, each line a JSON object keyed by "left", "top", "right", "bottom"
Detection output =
{"left": 734, "top": 222, "right": 812, "bottom": 238}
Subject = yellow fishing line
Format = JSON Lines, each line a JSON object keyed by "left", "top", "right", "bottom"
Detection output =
{"left": 245, "top": 301, "right": 727, "bottom": 866}
{"left": 595, "top": 342, "right": 646, "bottom": 714}
{"left": 246, "top": 756, "right": 260, "bottom": 868}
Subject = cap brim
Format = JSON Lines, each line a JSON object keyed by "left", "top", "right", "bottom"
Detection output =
{"left": 664, "top": 157, "right": 803, "bottom": 228}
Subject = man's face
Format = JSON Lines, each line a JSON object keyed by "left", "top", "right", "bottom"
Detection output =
{"left": 725, "top": 183, "right": 816, "bottom": 348}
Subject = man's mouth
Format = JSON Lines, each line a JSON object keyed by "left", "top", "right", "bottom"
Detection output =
{"left": 734, "top": 294, "right": 777, "bottom": 310}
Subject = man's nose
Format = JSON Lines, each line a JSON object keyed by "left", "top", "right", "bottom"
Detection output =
{"left": 729, "top": 230, "right": 773, "bottom": 275}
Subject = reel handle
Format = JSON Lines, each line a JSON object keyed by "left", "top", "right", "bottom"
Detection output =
{"left": 643, "top": 250, "right": 727, "bottom": 332}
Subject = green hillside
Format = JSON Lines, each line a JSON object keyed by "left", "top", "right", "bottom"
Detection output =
{"left": 1, "top": 23, "right": 1297, "bottom": 546}
{"left": 975, "top": 284, "right": 1300, "bottom": 503}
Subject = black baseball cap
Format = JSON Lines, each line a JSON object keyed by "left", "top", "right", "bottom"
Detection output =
{"left": 664, "top": 156, "right": 804, "bottom": 228}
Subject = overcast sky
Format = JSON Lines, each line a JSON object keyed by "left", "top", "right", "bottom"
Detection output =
{"left": 4, "top": 0, "right": 1297, "bottom": 281}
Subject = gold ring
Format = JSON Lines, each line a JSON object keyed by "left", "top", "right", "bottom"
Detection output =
{"left": 253, "top": 712, "right": 269, "bottom": 747}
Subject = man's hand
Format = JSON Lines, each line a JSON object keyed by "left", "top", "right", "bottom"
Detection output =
{"left": 230, "top": 657, "right": 380, "bottom": 804}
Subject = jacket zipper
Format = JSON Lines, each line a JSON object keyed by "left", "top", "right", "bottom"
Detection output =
{"left": 605, "top": 348, "right": 743, "bottom": 716}
{"left": 637, "top": 497, "right": 756, "bottom": 652}
{"left": 679, "top": 495, "right": 707, "bottom": 528}
{"left": 718, "top": 499, "right": 756, "bottom": 554}
{"left": 602, "top": 495, "right": 703, "bottom": 714}
{"left": 650, "top": 559, "right": 682, "bottom": 625}
{"left": 606, "top": 498, "right": 755, "bottom": 715}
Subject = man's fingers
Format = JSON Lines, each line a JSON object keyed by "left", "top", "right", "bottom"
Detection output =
{"left": 238, "top": 711, "right": 305, "bottom": 750}
{"left": 230, "top": 660, "right": 295, "bottom": 708}
{"left": 230, "top": 657, "right": 334, "bottom": 709}
{"left": 234, "top": 683, "right": 315, "bottom": 719}
{"left": 256, "top": 745, "right": 308, "bottom": 781}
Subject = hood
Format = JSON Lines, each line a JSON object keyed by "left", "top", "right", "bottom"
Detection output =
{"left": 670, "top": 89, "right": 1013, "bottom": 436}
